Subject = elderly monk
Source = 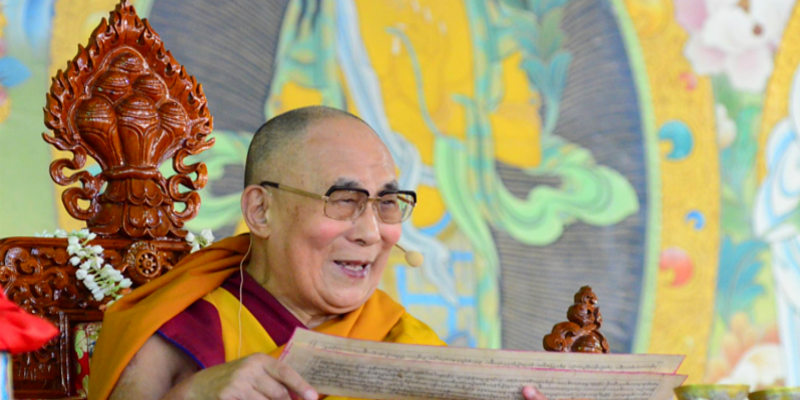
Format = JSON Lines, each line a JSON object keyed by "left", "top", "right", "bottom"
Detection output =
{"left": 89, "top": 106, "right": 549, "bottom": 400}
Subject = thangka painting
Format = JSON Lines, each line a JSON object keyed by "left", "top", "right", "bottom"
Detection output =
{"left": 1, "top": 0, "right": 799, "bottom": 387}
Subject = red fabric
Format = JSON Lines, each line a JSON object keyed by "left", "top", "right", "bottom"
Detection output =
{"left": 73, "top": 322, "right": 102, "bottom": 398}
{"left": 0, "top": 287, "right": 59, "bottom": 354}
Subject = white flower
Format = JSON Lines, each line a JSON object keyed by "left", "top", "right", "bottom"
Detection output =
{"left": 84, "top": 279, "right": 98, "bottom": 291}
{"left": 185, "top": 229, "right": 214, "bottom": 253}
{"left": 41, "top": 227, "right": 132, "bottom": 304}
{"left": 103, "top": 266, "right": 121, "bottom": 281}
{"left": 34, "top": 230, "right": 50, "bottom": 238}
{"left": 716, "top": 104, "right": 737, "bottom": 148}
{"left": 201, "top": 229, "right": 214, "bottom": 244}
{"left": 718, "top": 344, "right": 784, "bottom": 389}
{"left": 675, "top": 0, "right": 795, "bottom": 92}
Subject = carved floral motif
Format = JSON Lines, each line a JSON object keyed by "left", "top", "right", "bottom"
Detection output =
{"left": 43, "top": 0, "right": 213, "bottom": 239}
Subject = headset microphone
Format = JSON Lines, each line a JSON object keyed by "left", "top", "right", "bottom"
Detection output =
{"left": 394, "top": 243, "right": 423, "bottom": 267}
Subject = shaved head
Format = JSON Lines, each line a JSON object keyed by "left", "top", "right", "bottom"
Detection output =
{"left": 244, "top": 106, "right": 368, "bottom": 187}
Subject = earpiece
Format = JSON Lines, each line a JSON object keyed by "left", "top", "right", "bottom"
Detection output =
{"left": 394, "top": 243, "right": 423, "bottom": 267}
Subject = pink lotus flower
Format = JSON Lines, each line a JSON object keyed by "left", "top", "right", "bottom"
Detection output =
{"left": 675, "top": 0, "right": 795, "bottom": 92}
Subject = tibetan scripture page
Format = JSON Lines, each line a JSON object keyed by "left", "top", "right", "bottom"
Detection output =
{"left": 281, "top": 330, "right": 686, "bottom": 400}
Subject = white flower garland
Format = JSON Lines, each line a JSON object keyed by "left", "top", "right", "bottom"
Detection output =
{"left": 186, "top": 228, "right": 214, "bottom": 253}
{"left": 35, "top": 228, "right": 214, "bottom": 304}
{"left": 36, "top": 229, "right": 132, "bottom": 302}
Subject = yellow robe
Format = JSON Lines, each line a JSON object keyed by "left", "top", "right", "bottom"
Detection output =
{"left": 89, "top": 235, "right": 445, "bottom": 400}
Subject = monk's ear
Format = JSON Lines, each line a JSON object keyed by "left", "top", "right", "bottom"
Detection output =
{"left": 241, "top": 185, "right": 273, "bottom": 239}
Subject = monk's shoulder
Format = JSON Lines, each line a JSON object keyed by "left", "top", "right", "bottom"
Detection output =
{"left": 384, "top": 311, "right": 447, "bottom": 346}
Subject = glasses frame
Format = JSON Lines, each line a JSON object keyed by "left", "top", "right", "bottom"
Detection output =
{"left": 259, "top": 181, "right": 417, "bottom": 224}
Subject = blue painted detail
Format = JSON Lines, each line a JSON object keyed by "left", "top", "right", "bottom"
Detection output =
{"left": 23, "top": 0, "right": 55, "bottom": 50}
{"left": 418, "top": 212, "right": 452, "bottom": 237}
{"left": 395, "top": 267, "right": 477, "bottom": 347}
{"left": 685, "top": 210, "right": 705, "bottom": 230}
{"left": 659, "top": 120, "right": 694, "bottom": 160}
{"left": 0, "top": 57, "right": 32, "bottom": 88}
{"left": 0, "top": 353, "right": 9, "bottom": 400}
{"left": 716, "top": 238, "right": 768, "bottom": 321}
{"left": 87, "top": 164, "right": 103, "bottom": 176}
{"left": 450, "top": 251, "right": 474, "bottom": 263}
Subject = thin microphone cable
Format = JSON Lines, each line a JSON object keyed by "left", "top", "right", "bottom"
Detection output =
{"left": 238, "top": 239, "right": 252, "bottom": 359}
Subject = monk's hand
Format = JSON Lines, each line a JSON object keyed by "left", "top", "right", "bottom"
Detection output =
{"left": 522, "top": 386, "right": 549, "bottom": 400}
{"left": 183, "top": 353, "right": 318, "bottom": 400}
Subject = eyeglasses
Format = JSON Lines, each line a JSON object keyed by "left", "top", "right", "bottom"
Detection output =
{"left": 259, "top": 181, "right": 417, "bottom": 224}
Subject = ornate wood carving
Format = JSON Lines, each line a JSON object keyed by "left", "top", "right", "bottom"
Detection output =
{"left": 0, "top": 238, "right": 190, "bottom": 313}
{"left": 1, "top": 237, "right": 191, "bottom": 398}
{"left": 43, "top": 0, "right": 214, "bottom": 239}
{"left": 123, "top": 241, "right": 180, "bottom": 285}
{"left": 11, "top": 313, "right": 69, "bottom": 396}
{"left": 1, "top": 0, "right": 214, "bottom": 397}
{"left": 543, "top": 286, "right": 610, "bottom": 353}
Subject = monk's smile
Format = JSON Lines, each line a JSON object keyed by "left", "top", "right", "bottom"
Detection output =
{"left": 259, "top": 116, "right": 402, "bottom": 320}
{"left": 333, "top": 259, "right": 372, "bottom": 278}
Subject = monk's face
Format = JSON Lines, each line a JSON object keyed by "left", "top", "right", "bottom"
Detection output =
{"left": 265, "top": 117, "right": 402, "bottom": 318}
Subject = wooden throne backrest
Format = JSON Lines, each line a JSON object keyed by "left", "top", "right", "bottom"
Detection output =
{"left": 0, "top": 0, "right": 213, "bottom": 397}
{"left": 44, "top": 0, "right": 213, "bottom": 239}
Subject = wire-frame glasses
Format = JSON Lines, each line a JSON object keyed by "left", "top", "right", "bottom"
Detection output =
{"left": 260, "top": 181, "right": 416, "bottom": 224}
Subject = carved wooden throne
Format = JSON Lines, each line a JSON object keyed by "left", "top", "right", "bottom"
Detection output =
{"left": 0, "top": 1, "right": 213, "bottom": 398}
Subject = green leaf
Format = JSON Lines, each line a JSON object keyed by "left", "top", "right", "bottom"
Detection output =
{"left": 501, "top": 0, "right": 528, "bottom": 9}
{"left": 75, "top": 330, "right": 87, "bottom": 359}
{"left": 721, "top": 199, "right": 754, "bottom": 241}
{"left": 546, "top": 51, "right": 571, "bottom": 101}
{"left": 532, "top": 0, "right": 570, "bottom": 16}
{"left": 712, "top": 75, "right": 743, "bottom": 116}
{"left": 521, "top": 51, "right": 571, "bottom": 101}
{"left": 539, "top": 8, "right": 564, "bottom": 59}
{"left": 511, "top": 13, "right": 540, "bottom": 57}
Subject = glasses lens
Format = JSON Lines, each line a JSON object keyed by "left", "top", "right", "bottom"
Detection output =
{"left": 377, "top": 193, "right": 415, "bottom": 223}
{"left": 326, "top": 189, "right": 367, "bottom": 220}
